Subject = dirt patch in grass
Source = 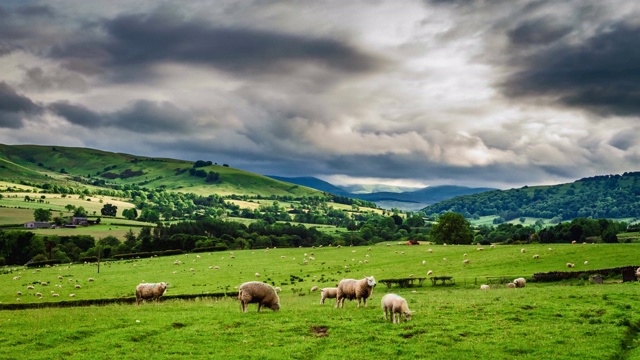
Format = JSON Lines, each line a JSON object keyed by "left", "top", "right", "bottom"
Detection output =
{"left": 311, "top": 326, "right": 329, "bottom": 337}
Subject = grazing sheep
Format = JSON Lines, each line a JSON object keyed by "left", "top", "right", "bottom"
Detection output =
{"left": 428, "top": 249, "right": 433, "bottom": 253}
{"left": 69, "top": 294, "right": 75, "bottom": 297}
{"left": 336, "top": 276, "right": 377, "bottom": 308}
{"left": 636, "top": 267, "right": 640, "bottom": 280}
{"left": 35, "top": 292, "right": 42, "bottom": 297}
{"left": 533, "top": 254, "right": 539, "bottom": 259}
{"left": 548, "top": 248, "right": 553, "bottom": 251}
{"left": 477, "top": 248, "right": 484, "bottom": 251}
{"left": 41, "top": 282, "right": 48, "bottom": 286}
{"left": 520, "top": 248, "right": 526, "bottom": 253}
{"left": 237, "top": 281, "right": 280, "bottom": 313}
{"left": 463, "top": 253, "right": 468, "bottom": 257}
{"left": 58, "top": 276, "right": 63, "bottom": 280}
{"left": 27, "top": 285, "right": 35, "bottom": 290}
{"left": 255, "top": 272, "right": 260, "bottom": 277}
{"left": 381, "top": 294, "right": 412, "bottom": 323}
{"left": 52, "top": 293, "right": 59, "bottom": 297}
{"left": 480, "top": 284, "right": 490, "bottom": 290}
{"left": 135, "top": 282, "right": 168, "bottom": 306}
{"left": 421, "top": 260, "right": 426, "bottom": 265}
{"left": 584, "top": 261, "right": 589, "bottom": 265}
{"left": 427, "top": 270, "right": 433, "bottom": 276}
{"left": 16, "top": 291, "right": 22, "bottom": 296}
{"left": 88, "top": 278, "right": 94, "bottom": 282}
{"left": 274, "top": 287, "right": 282, "bottom": 292}
{"left": 75, "top": 285, "right": 81, "bottom": 289}
{"left": 463, "top": 259, "right": 470, "bottom": 264}
{"left": 571, "top": 240, "right": 577, "bottom": 244}
{"left": 513, "top": 278, "right": 526, "bottom": 288}
{"left": 490, "top": 244, "right": 495, "bottom": 249}
{"left": 310, "top": 286, "right": 319, "bottom": 292}
{"left": 506, "top": 283, "right": 516, "bottom": 288}
{"left": 320, "top": 287, "right": 338, "bottom": 305}
{"left": 567, "top": 263, "right": 575, "bottom": 268}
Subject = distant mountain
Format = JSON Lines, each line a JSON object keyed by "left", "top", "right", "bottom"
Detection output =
{"left": 266, "top": 176, "right": 495, "bottom": 211}
{"left": 421, "top": 172, "right": 640, "bottom": 221}
{"left": 266, "top": 176, "right": 352, "bottom": 197}
{"left": 340, "top": 184, "right": 422, "bottom": 194}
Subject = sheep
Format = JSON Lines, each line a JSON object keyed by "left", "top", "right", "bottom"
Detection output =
{"left": 75, "top": 285, "right": 81, "bottom": 289}
{"left": 69, "top": 294, "right": 75, "bottom": 297}
{"left": 520, "top": 248, "right": 526, "bottom": 253}
{"left": 571, "top": 240, "right": 577, "bottom": 244}
{"left": 310, "top": 286, "right": 319, "bottom": 292}
{"left": 16, "top": 291, "right": 22, "bottom": 296}
{"left": 428, "top": 249, "right": 433, "bottom": 253}
{"left": 584, "top": 261, "right": 589, "bottom": 265}
{"left": 381, "top": 294, "right": 412, "bottom": 323}
{"left": 335, "top": 276, "right": 376, "bottom": 308}
{"left": 567, "top": 263, "right": 575, "bottom": 268}
{"left": 27, "top": 285, "right": 35, "bottom": 290}
{"left": 421, "top": 260, "right": 426, "bottom": 265}
{"left": 320, "top": 287, "right": 338, "bottom": 305}
{"left": 463, "top": 259, "right": 470, "bottom": 264}
{"left": 513, "top": 278, "right": 526, "bottom": 288}
{"left": 427, "top": 270, "right": 433, "bottom": 276}
{"left": 533, "top": 254, "right": 539, "bottom": 259}
{"left": 636, "top": 267, "right": 640, "bottom": 280}
{"left": 490, "top": 244, "right": 495, "bottom": 249}
{"left": 58, "top": 276, "right": 63, "bottom": 280}
{"left": 480, "top": 284, "right": 490, "bottom": 290}
{"left": 35, "top": 292, "right": 42, "bottom": 297}
{"left": 88, "top": 278, "right": 94, "bottom": 282}
{"left": 505, "top": 283, "right": 516, "bottom": 288}
{"left": 237, "top": 281, "right": 280, "bottom": 313}
{"left": 274, "top": 287, "right": 282, "bottom": 293}
{"left": 255, "top": 272, "right": 260, "bottom": 277}
{"left": 135, "top": 282, "right": 168, "bottom": 306}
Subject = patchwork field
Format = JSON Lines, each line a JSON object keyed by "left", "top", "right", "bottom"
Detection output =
{"left": 1, "top": 243, "right": 639, "bottom": 359}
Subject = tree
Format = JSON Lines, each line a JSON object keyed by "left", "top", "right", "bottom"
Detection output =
{"left": 73, "top": 206, "right": 88, "bottom": 217}
{"left": 122, "top": 208, "right": 138, "bottom": 220}
{"left": 101, "top": 203, "right": 118, "bottom": 217}
{"left": 34, "top": 208, "right": 52, "bottom": 222}
{"left": 430, "top": 212, "right": 473, "bottom": 244}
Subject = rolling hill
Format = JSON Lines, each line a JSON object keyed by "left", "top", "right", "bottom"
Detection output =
{"left": 421, "top": 172, "right": 640, "bottom": 222}
{"left": 0, "top": 144, "right": 322, "bottom": 198}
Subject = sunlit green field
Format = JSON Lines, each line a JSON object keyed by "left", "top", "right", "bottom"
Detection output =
{"left": 1, "top": 244, "right": 639, "bottom": 359}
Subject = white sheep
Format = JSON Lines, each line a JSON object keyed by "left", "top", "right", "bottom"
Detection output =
{"left": 381, "top": 294, "right": 412, "bottom": 323}
{"left": 427, "top": 270, "right": 433, "bottom": 276}
{"left": 336, "top": 276, "right": 376, "bottom": 308}
{"left": 69, "top": 294, "right": 75, "bottom": 297}
{"left": 428, "top": 249, "right": 433, "bottom": 253}
{"left": 533, "top": 254, "right": 539, "bottom": 259}
{"left": 310, "top": 286, "right": 318, "bottom": 292}
{"left": 88, "top": 278, "right": 94, "bottom": 282}
{"left": 255, "top": 272, "right": 260, "bottom": 277}
{"left": 567, "top": 263, "right": 575, "bottom": 268}
{"left": 27, "top": 285, "right": 35, "bottom": 290}
{"left": 490, "top": 244, "right": 495, "bottom": 249}
{"left": 421, "top": 260, "right": 426, "bottom": 265}
{"left": 636, "top": 267, "right": 640, "bottom": 280}
{"left": 320, "top": 287, "right": 338, "bottom": 305}
{"left": 75, "top": 285, "right": 81, "bottom": 289}
{"left": 513, "top": 278, "right": 526, "bottom": 288}
{"left": 463, "top": 259, "right": 470, "bottom": 264}
{"left": 505, "top": 283, "right": 516, "bottom": 288}
{"left": 583, "top": 261, "right": 589, "bottom": 265}
{"left": 480, "top": 284, "right": 490, "bottom": 290}
{"left": 274, "top": 286, "right": 282, "bottom": 292}
{"left": 237, "top": 281, "right": 280, "bottom": 313}
{"left": 520, "top": 248, "right": 526, "bottom": 253}
{"left": 135, "top": 282, "right": 168, "bottom": 306}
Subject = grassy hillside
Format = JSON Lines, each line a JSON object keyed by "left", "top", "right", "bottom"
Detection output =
{"left": 1, "top": 243, "right": 639, "bottom": 359}
{"left": 0, "top": 144, "right": 322, "bottom": 198}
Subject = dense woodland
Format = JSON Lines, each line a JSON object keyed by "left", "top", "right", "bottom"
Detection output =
{"left": 422, "top": 172, "right": 640, "bottom": 222}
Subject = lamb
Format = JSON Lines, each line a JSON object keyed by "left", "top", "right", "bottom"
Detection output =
{"left": 237, "top": 281, "right": 280, "bottom": 313}
{"left": 381, "top": 294, "right": 412, "bottom": 323}
{"left": 506, "top": 282, "right": 516, "bottom": 288}
{"left": 480, "top": 284, "right": 490, "bottom": 290}
{"left": 533, "top": 254, "right": 539, "bottom": 259}
{"left": 310, "top": 286, "right": 318, "bottom": 292}
{"left": 135, "top": 282, "right": 168, "bottom": 306}
{"left": 427, "top": 270, "right": 433, "bottom": 276}
{"left": 335, "top": 276, "right": 376, "bottom": 308}
{"left": 513, "top": 277, "right": 526, "bottom": 288}
{"left": 567, "top": 263, "right": 575, "bottom": 268}
{"left": 320, "top": 287, "right": 338, "bottom": 305}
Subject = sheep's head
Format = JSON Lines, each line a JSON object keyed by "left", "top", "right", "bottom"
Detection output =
{"left": 271, "top": 302, "right": 281, "bottom": 311}
{"left": 365, "top": 276, "right": 376, "bottom": 287}
{"left": 404, "top": 310, "right": 413, "bottom": 321}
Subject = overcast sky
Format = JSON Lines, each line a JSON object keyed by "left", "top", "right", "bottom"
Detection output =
{"left": 1, "top": 0, "right": 639, "bottom": 189}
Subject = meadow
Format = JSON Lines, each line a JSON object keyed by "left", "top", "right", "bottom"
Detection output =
{"left": 1, "top": 243, "right": 639, "bottom": 359}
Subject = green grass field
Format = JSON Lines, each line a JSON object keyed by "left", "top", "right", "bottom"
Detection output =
{"left": 1, "top": 243, "right": 639, "bottom": 359}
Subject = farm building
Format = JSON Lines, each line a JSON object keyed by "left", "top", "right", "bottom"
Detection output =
{"left": 24, "top": 222, "right": 51, "bottom": 229}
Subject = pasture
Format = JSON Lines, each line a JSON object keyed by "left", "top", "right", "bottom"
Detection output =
{"left": 1, "top": 243, "right": 639, "bottom": 359}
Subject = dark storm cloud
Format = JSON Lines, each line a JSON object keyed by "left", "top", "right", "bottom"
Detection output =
{"left": 609, "top": 130, "right": 638, "bottom": 151}
{"left": 0, "top": 82, "right": 43, "bottom": 128}
{"left": 15, "top": 4, "right": 54, "bottom": 17}
{"left": 51, "top": 10, "right": 384, "bottom": 79}
{"left": 49, "top": 100, "right": 193, "bottom": 134}
{"left": 507, "top": 17, "right": 572, "bottom": 46}
{"left": 502, "top": 23, "right": 640, "bottom": 116}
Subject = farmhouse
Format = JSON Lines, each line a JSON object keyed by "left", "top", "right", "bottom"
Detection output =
{"left": 24, "top": 221, "right": 51, "bottom": 229}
